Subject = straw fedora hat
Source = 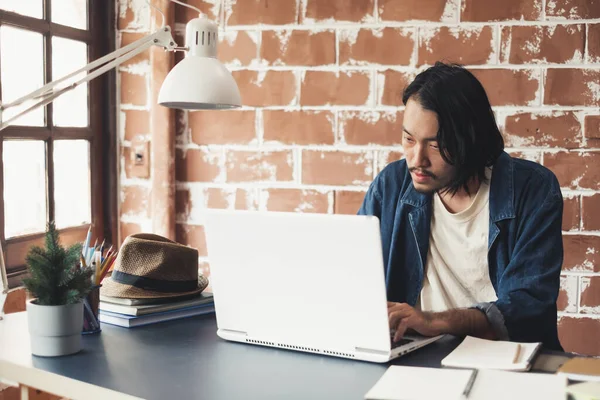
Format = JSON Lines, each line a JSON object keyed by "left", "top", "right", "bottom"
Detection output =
{"left": 101, "top": 233, "right": 208, "bottom": 299}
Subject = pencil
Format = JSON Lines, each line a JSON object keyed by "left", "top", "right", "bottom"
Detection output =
{"left": 513, "top": 344, "right": 522, "bottom": 364}
{"left": 83, "top": 226, "right": 91, "bottom": 259}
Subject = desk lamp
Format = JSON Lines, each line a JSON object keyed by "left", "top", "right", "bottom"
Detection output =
{"left": 0, "top": 0, "right": 241, "bottom": 319}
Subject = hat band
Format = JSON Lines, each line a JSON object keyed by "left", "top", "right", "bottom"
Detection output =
{"left": 111, "top": 271, "right": 198, "bottom": 293}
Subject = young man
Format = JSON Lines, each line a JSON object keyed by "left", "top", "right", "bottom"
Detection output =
{"left": 358, "top": 62, "right": 563, "bottom": 350}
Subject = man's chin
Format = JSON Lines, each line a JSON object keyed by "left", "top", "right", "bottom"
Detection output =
{"left": 412, "top": 181, "right": 439, "bottom": 194}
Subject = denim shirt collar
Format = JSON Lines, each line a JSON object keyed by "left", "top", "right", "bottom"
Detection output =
{"left": 488, "top": 152, "right": 515, "bottom": 222}
{"left": 399, "top": 151, "right": 515, "bottom": 222}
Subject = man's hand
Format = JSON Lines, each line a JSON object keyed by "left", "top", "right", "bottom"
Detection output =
{"left": 388, "top": 302, "right": 497, "bottom": 342}
{"left": 388, "top": 302, "right": 442, "bottom": 342}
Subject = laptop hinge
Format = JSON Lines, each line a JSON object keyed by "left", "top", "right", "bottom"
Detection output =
{"left": 220, "top": 329, "right": 247, "bottom": 339}
{"left": 355, "top": 347, "right": 389, "bottom": 356}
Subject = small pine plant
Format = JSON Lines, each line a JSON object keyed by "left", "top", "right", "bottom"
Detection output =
{"left": 22, "top": 221, "right": 93, "bottom": 306}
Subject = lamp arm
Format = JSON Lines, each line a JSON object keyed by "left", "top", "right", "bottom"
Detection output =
{"left": 0, "top": 245, "right": 7, "bottom": 320}
{"left": 0, "top": 26, "right": 178, "bottom": 131}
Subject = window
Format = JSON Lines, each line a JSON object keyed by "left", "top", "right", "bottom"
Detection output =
{"left": 0, "top": 0, "right": 116, "bottom": 286}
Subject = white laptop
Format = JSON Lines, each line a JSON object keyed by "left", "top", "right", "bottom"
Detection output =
{"left": 204, "top": 210, "right": 443, "bottom": 363}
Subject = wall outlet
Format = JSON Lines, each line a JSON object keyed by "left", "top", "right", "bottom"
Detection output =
{"left": 128, "top": 138, "right": 150, "bottom": 179}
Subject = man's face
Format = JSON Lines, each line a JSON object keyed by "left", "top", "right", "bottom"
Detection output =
{"left": 402, "top": 98, "right": 456, "bottom": 194}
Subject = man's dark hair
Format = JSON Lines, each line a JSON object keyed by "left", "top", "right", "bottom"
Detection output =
{"left": 402, "top": 61, "right": 504, "bottom": 196}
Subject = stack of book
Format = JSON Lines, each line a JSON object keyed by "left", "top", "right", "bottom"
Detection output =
{"left": 98, "top": 292, "right": 214, "bottom": 328}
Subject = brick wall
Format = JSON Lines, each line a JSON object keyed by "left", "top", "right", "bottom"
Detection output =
{"left": 117, "top": 0, "right": 600, "bottom": 355}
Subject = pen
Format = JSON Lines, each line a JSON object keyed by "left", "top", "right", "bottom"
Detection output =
{"left": 462, "top": 369, "right": 478, "bottom": 399}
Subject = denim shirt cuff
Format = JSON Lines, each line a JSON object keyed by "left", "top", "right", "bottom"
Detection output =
{"left": 472, "top": 302, "right": 510, "bottom": 341}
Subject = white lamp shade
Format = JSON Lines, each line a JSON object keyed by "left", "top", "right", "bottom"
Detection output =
{"left": 158, "top": 56, "right": 241, "bottom": 110}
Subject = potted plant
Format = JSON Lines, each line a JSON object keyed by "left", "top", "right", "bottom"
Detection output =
{"left": 23, "top": 222, "right": 93, "bottom": 357}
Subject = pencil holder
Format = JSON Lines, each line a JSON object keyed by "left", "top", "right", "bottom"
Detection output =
{"left": 82, "top": 284, "right": 101, "bottom": 334}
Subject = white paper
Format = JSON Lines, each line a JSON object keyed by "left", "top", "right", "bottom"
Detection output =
{"left": 441, "top": 336, "right": 541, "bottom": 371}
{"left": 365, "top": 366, "right": 567, "bottom": 400}
{"left": 469, "top": 369, "right": 566, "bottom": 400}
{"left": 364, "top": 366, "right": 472, "bottom": 400}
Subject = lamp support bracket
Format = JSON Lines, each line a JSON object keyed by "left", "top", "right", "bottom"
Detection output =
{"left": 0, "top": 27, "right": 178, "bottom": 131}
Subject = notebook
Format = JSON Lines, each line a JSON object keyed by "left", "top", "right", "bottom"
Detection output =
{"left": 566, "top": 381, "right": 600, "bottom": 400}
{"left": 441, "top": 336, "right": 541, "bottom": 371}
{"left": 99, "top": 304, "right": 215, "bottom": 328}
{"left": 364, "top": 366, "right": 566, "bottom": 400}
{"left": 558, "top": 358, "right": 600, "bottom": 382}
{"left": 100, "top": 292, "right": 213, "bottom": 316}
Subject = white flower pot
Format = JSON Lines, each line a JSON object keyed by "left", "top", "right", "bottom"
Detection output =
{"left": 26, "top": 299, "right": 83, "bottom": 357}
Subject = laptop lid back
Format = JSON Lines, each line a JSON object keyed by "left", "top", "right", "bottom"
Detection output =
{"left": 204, "top": 210, "right": 391, "bottom": 356}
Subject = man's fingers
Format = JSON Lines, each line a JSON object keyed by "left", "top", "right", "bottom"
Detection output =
{"left": 393, "top": 319, "right": 409, "bottom": 342}
{"left": 388, "top": 308, "right": 413, "bottom": 323}
{"left": 388, "top": 302, "right": 411, "bottom": 310}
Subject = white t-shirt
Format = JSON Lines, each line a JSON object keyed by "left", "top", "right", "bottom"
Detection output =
{"left": 419, "top": 169, "right": 497, "bottom": 312}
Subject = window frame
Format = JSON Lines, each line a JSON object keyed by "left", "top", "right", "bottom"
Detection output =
{"left": 0, "top": 0, "right": 117, "bottom": 287}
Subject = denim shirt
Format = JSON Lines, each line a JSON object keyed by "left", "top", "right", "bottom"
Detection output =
{"left": 358, "top": 152, "right": 564, "bottom": 351}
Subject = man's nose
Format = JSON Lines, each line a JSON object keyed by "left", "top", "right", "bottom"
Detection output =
{"left": 412, "top": 144, "right": 430, "bottom": 168}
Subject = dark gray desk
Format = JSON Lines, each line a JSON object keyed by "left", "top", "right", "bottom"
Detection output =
{"left": 5, "top": 313, "right": 571, "bottom": 400}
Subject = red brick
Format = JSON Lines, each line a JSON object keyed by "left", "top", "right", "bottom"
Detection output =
{"left": 507, "top": 151, "right": 542, "bottom": 164}
{"left": 176, "top": 148, "right": 222, "bottom": 182}
{"left": 302, "top": 0, "right": 374, "bottom": 22}
{"left": 261, "top": 30, "right": 335, "bottom": 66}
{"left": 232, "top": 70, "right": 296, "bottom": 106}
{"left": 471, "top": 69, "right": 540, "bottom": 106}
{"left": 121, "top": 185, "right": 150, "bottom": 218}
{"left": 379, "top": 0, "right": 458, "bottom": 22}
{"left": 120, "top": 222, "right": 142, "bottom": 243}
{"left": 563, "top": 195, "right": 581, "bottom": 231}
{"left": 582, "top": 194, "right": 600, "bottom": 230}
{"left": 205, "top": 188, "right": 233, "bottom": 210}
{"left": 302, "top": 151, "right": 373, "bottom": 185}
{"left": 123, "top": 110, "right": 150, "bottom": 141}
{"left": 500, "top": 25, "right": 584, "bottom": 64}
{"left": 226, "top": 151, "right": 294, "bottom": 182}
{"left": 174, "top": 0, "right": 219, "bottom": 23}
{"left": 226, "top": 0, "right": 297, "bottom": 25}
{"left": 378, "top": 150, "right": 405, "bottom": 172}
{"left": 263, "top": 110, "right": 334, "bottom": 145}
{"left": 503, "top": 112, "right": 582, "bottom": 149}
{"left": 218, "top": 31, "right": 258, "bottom": 66}
{"left": 175, "top": 224, "right": 207, "bottom": 257}
{"left": 581, "top": 277, "right": 600, "bottom": 311}
{"left": 339, "top": 28, "right": 415, "bottom": 66}
{"left": 334, "top": 191, "right": 366, "bottom": 214}
{"left": 189, "top": 110, "right": 255, "bottom": 145}
{"left": 586, "top": 115, "right": 600, "bottom": 148}
{"left": 545, "top": 69, "right": 600, "bottom": 107}
{"left": 379, "top": 70, "right": 414, "bottom": 106}
{"left": 589, "top": 24, "right": 600, "bottom": 63}
{"left": 118, "top": 0, "right": 150, "bottom": 30}
{"left": 418, "top": 26, "right": 495, "bottom": 66}
{"left": 562, "top": 235, "right": 600, "bottom": 272}
{"left": 546, "top": 0, "right": 600, "bottom": 19}
{"left": 262, "top": 189, "right": 329, "bottom": 213}
{"left": 557, "top": 275, "right": 578, "bottom": 312}
{"left": 176, "top": 187, "right": 257, "bottom": 213}
{"left": 120, "top": 72, "right": 147, "bottom": 106}
{"left": 339, "top": 111, "right": 403, "bottom": 146}
{"left": 236, "top": 189, "right": 257, "bottom": 210}
{"left": 544, "top": 151, "right": 600, "bottom": 190}
{"left": 301, "top": 71, "right": 371, "bottom": 106}
{"left": 559, "top": 317, "right": 600, "bottom": 356}
{"left": 462, "top": 0, "right": 542, "bottom": 21}
{"left": 119, "top": 32, "right": 150, "bottom": 66}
